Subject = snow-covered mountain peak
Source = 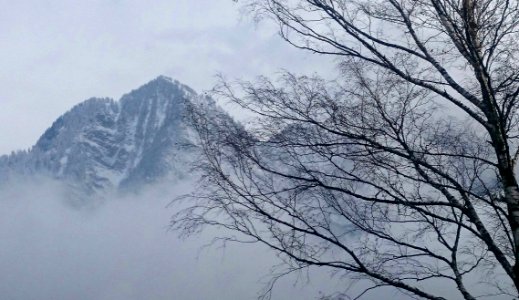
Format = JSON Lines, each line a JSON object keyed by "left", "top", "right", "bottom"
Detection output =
{"left": 0, "top": 77, "right": 229, "bottom": 198}
{"left": 124, "top": 75, "right": 196, "bottom": 101}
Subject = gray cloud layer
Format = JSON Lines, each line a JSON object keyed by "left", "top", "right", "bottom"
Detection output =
{"left": 0, "top": 179, "right": 350, "bottom": 300}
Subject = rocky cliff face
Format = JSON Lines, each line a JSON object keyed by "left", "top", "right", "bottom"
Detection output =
{"left": 0, "top": 76, "right": 221, "bottom": 196}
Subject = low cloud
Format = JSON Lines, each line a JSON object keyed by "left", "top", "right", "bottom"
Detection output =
{"left": 0, "top": 179, "right": 346, "bottom": 300}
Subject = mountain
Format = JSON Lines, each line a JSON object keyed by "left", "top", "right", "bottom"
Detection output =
{"left": 0, "top": 76, "right": 226, "bottom": 197}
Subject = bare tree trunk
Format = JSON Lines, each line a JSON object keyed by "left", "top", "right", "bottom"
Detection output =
{"left": 505, "top": 186, "right": 519, "bottom": 292}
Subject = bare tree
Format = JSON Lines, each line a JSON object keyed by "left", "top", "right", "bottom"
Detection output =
{"left": 173, "top": 1, "right": 519, "bottom": 299}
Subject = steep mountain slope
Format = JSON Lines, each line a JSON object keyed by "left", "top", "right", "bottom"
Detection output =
{"left": 0, "top": 76, "right": 224, "bottom": 196}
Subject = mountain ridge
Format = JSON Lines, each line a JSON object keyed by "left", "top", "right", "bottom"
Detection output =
{"left": 0, "top": 76, "right": 223, "bottom": 197}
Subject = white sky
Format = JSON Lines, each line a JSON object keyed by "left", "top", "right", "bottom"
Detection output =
{"left": 0, "top": 0, "right": 335, "bottom": 155}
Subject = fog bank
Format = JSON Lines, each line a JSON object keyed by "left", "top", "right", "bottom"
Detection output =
{"left": 0, "top": 180, "right": 348, "bottom": 300}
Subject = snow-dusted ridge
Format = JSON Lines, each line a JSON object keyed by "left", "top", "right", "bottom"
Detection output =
{"left": 0, "top": 76, "right": 227, "bottom": 197}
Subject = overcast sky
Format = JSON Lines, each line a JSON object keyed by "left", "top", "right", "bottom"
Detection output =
{"left": 0, "top": 0, "right": 334, "bottom": 155}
